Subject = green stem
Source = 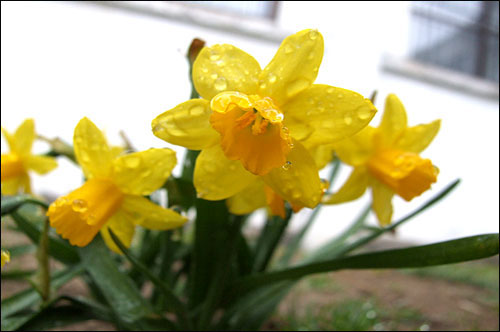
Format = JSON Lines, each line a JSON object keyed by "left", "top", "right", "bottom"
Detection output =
{"left": 36, "top": 218, "right": 51, "bottom": 303}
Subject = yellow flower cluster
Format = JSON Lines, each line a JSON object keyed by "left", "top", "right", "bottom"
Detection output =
{"left": 1, "top": 29, "right": 441, "bottom": 256}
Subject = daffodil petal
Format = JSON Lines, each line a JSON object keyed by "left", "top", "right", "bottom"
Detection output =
{"left": 285, "top": 85, "right": 376, "bottom": 147}
{"left": 193, "top": 44, "right": 261, "bottom": 100}
{"left": 263, "top": 140, "right": 321, "bottom": 208}
{"left": 371, "top": 180, "right": 394, "bottom": 226}
{"left": 121, "top": 195, "right": 187, "bottom": 230}
{"left": 259, "top": 29, "right": 324, "bottom": 105}
{"left": 1, "top": 127, "right": 15, "bottom": 152}
{"left": 323, "top": 167, "right": 369, "bottom": 204}
{"left": 1, "top": 250, "right": 10, "bottom": 268}
{"left": 14, "top": 119, "right": 35, "bottom": 156}
{"left": 26, "top": 155, "right": 58, "bottom": 174}
{"left": 73, "top": 117, "right": 112, "bottom": 179}
{"left": 100, "top": 209, "right": 136, "bottom": 254}
{"left": 111, "top": 148, "right": 176, "bottom": 196}
{"left": 333, "top": 126, "right": 377, "bottom": 166}
{"left": 306, "top": 143, "right": 336, "bottom": 169}
{"left": 152, "top": 99, "right": 220, "bottom": 150}
{"left": 194, "top": 144, "right": 257, "bottom": 200}
{"left": 1, "top": 173, "right": 30, "bottom": 195}
{"left": 379, "top": 94, "right": 408, "bottom": 146}
{"left": 227, "top": 180, "right": 267, "bottom": 215}
{"left": 396, "top": 120, "right": 441, "bottom": 153}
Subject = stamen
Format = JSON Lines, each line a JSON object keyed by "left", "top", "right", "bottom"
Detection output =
{"left": 236, "top": 110, "right": 257, "bottom": 130}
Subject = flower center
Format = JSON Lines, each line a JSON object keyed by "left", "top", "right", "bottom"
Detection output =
{"left": 47, "top": 178, "right": 124, "bottom": 247}
{"left": 210, "top": 91, "right": 292, "bottom": 176}
{"left": 1, "top": 154, "right": 25, "bottom": 181}
{"left": 367, "top": 149, "right": 438, "bottom": 201}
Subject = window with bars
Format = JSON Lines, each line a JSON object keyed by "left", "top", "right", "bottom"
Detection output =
{"left": 410, "top": 1, "right": 499, "bottom": 83}
{"left": 175, "top": 1, "right": 279, "bottom": 20}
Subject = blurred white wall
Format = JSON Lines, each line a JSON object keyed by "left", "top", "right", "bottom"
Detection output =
{"left": 1, "top": 1, "right": 498, "bottom": 247}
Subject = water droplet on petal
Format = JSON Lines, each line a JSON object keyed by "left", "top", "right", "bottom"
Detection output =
{"left": 189, "top": 105, "right": 205, "bottom": 116}
{"left": 357, "top": 105, "right": 373, "bottom": 120}
{"left": 209, "top": 53, "right": 220, "bottom": 61}
{"left": 284, "top": 44, "right": 294, "bottom": 54}
{"left": 141, "top": 169, "right": 152, "bottom": 177}
{"left": 201, "top": 67, "right": 209, "bottom": 73}
{"left": 125, "top": 156, "right": 141, "bottom": 168}
{"left": 259, "top": 81, "right": 267, "bottom": 89}
{"left": 80, "top": 151, "right": 90, "bottom": 162}
{"left": 282, "top": 161, "right": 292, "bottom": 170}
{"left": 72, "top": 199, "right": 88, "bottom": 213}
{"left": 308, "top": 30, "right": 319, "bottom": 40}
{"left": 210, "top": 73, "right": 218, "bottom": 80}
{"left": 327, "top": 87, "right": 335, "bottom": 94}
{"left": 337, "top": 93, "right": 343, "bottom": 99}
{"left": 214, "top": 77, "right": 227, "bottom": 91}
{"left": 268, "top": 73, "right": 277, "bottom": 83}
{"left": 344, "top": 114, "right": 353, "bottom": 125}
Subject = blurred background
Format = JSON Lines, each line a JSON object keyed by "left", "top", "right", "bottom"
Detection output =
{"left": 1, "top": 1, "right": 499, "bottom": 247}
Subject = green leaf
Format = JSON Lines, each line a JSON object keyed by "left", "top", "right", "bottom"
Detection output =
{"left": 10, "top": 209, "right": 80, "bottom": 265}
{"left": 1, "top": 312, "right": 38, "bottom": 331}
{"left": 164, "top": 177, "right": 197, "bottom": 210}
{"left": 78, "top": 236, "right": 153, "bottom": 324}
{"left": 252, "top": 210, "right": 292, "bottom": 273}
{"left": 107, "top": 229, "right": 190, "bottom": 329}
{"left": 1, "top": 265, "right": 84, "bottom": 321}
{"left": 233, "top": 233, "right": 499, "bottom": 294}
{"left": 17, "top": 305, "right": 96, "bottom": 331}
{"left": 217, "top": 281, "right": 293, "bottom": 330}
{"left": 188, "top": 199, "right": 230, "bottom": 309}
{"left": 329, "top": 179, "right": 461, "bottom": 259}
{"left": 1, "top": 195, "right": 48, "bottom": 216}
{"left": 304, "top": 204, "right": 370, "bottom": 263}
{"left": 197, "top": 215, "right": 245, "bottom": 329}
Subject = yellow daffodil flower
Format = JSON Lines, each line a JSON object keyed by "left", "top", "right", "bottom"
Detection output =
{"left": 323, "top": 94, "right": 441, "bottom": 226}
{"left": 1, "top": 119, "right": 58, "bottom": 195}
{"left": 152, "top": 29, "right": 376, "bottom": 213}
{"left": 1, "top": 250, "right": 10, "bottom": 268}
{"left": 47, "top": 118, "right": 187, "bottom": 253}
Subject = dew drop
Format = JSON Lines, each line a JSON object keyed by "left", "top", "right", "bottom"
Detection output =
{"left": 337, "top": 93, "right": 343, "bottom": 99}
{"left": 210, "top": 73, "right": 218, "bottom": 80}
{"left": 201, "top": 67, "right": 209, "bottom": 73}
{"left": 344, "top": 114, "right": 353, "bottom": 125}
{"left": 357, "top": 105, "right": 373, "bottom": 120}
{"left": 259, "top": 81, "right": 267, "bottom": 89}
{"left": 291, "top": 190, "right": 302, "bottom": 200}
{"left": 80, "top": 151, "right": 90, "bottom": 162}
{"left": 268, "top": 73, "right": 277, "bottom": 83}
{"left": 327, "top": 87, "right": 335, "bottom": 94}
{"left": 189, "top": 105, "right": 205, "bottom": 116}
{"left": 214, "top": 77, "right": 227, "bottom": 91}
{"left": 72, "top": 199, "right": 88, "bottom": 213}
{"left": 284, "top": 44, "right": 294, "bottom": 54}
{"left": 141, "top": 169, "right": 152, "bottom": 177}
{"left": 125, "top": 156, "right": 141, "bottom": 168}
{"left": 209, "top": 53, "right": 220, "bottom": 61}
{"left": 87, "top": 214, "right": 97, "bottom": 224}
{"left": 308, "top": 29, "right": 319, "bottom": 40}
{"left": 282, "top": 161, "right": 292, "bottom": 170}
